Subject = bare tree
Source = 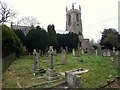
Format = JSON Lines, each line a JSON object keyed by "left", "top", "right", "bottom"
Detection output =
{"left": 18, "top": 16, "right": 40, "bottom": 26}
{"left": 0, "top": 0, "right": 16, "bottom": 24}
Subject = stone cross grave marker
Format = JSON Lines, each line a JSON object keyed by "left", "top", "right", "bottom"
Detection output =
{"left": 45, "top": 46, "right": 58, "bottom": 80}
{"left": 33, "top": 49, "right": 40, "bottom": 75}
{"left": 48, "top": 46, "right": 54, "bottom": 69}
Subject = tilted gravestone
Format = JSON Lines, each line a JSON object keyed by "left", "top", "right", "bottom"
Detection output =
{"left": 44, "top": 46, "right": 58, "bottom": 80}
{"left": 65, "top": 72, "right": 81, "bottom": 88}
{"left": 64, "top": 69, "right": 89, "bottom": 88}
{"left": 61, "top": 49, "right": 67, "bottom": 64}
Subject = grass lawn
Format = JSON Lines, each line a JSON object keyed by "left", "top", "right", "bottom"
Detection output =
{"left": 2, "top": 53, "right": 119, "bottom": 88}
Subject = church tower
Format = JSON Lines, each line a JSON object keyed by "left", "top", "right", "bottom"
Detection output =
{"left": 66, "top": 3, "right": 91, "bottom": 53}
{"left": 66, "top": 3, "right": 82, "bottom": 36}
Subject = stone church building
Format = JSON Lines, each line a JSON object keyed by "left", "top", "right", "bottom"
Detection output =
{"left": 66, "top": 3, "right": 91, "bottom": 53}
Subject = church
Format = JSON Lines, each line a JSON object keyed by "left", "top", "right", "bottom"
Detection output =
{"left": 66, "top": 3, "right": 91, "bottom": 53}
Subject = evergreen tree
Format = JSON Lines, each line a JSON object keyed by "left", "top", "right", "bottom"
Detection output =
{"left": 14, "top": 29, "right": 26, "bottom": 46}
{"left": 2, "top": 25, "right": 23, "bottom": 57}
{"left": 100, "top": 28, "right": 120, "bottom": 50}
{"left": 47, "top": 24, "right": 58, "bottom": 49}
{"left": 26, "top": 26, "right": 47, "bottom": 52}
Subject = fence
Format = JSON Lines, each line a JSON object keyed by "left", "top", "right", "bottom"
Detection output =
{"left": 2, "top": 53, "right": 16, "bottom": 73}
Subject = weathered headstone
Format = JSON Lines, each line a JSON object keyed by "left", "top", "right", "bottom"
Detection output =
{"left": 113, "top": 47, "right": 115, "bottom": 53}
{"left": 64, "top": 69, "right": 89, "bottom": 88}
{"left": 23, "top": 46, "right": 27, "bottom": 54}
{"left": 106, "top": 49, "right": 111, "bottom": 57}
{"left": 28, "top": 53, "right": 31, "bottom": 59}
{"left": 103, "top": 49, "right": 107, "bottom": 57}
{"left": 72, "top": 49, "right": 75, "bottom": 56}
{"left": 113, "top": 51, "right": 120, "bottom": 69}
{"left": 66, "top": 47, "right": 68, "bottom": 53}
{"left": 76, "top": 50, "right": 80, "bottom": 57}
{"left": 61, "top": 49, "right": 67, "bottom": 64}
{"left": 116, "top": 50, "right": 119, "bottom": 55}
{"left": 39, "top": 49, "right": 41, "bottom": 56}
{"left": 81, "top": 49, "right": 84, "bottom": 55}
{"left": 65, "top": 72, "right": 81, "bottom": 88}
{"left": 45, "top": 46, "right": 58, "bottom": 80}
{"left": 95, "top": 49, "right": 98, "bottom": 56}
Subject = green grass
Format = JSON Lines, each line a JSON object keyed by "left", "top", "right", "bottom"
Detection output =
{"left": 2, "top": 53, "right": 119, "bottom": 88}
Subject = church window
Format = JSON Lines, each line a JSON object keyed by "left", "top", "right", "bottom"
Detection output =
{"left": 76, "top": 14, "right": 79, "bottom": 21}
{"left": 68, "top": 15, "right": 71, "bottom": 26}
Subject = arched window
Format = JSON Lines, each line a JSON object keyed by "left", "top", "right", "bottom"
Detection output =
{"left": 68, "top": 15, "right": 71, "bottom": 26}
{"left": 76, "top": 14, "right": 79, "bottom": 21}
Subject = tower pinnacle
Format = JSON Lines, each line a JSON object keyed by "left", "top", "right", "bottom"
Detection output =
{"left": 66, "top": 6, "right": 68, "bottom": 12}
{"left": 72, "top": 2, "right": 76, "bottom": 9}
{"left": 79, "top": 5, "right": 81, "bottom": 11}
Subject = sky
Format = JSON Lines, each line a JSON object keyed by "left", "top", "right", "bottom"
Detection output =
{"left": 3, "top": 0, "right": 119, "bottom": 42}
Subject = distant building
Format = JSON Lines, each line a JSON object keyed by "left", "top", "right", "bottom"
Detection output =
{"left": 11, "top": 22, "right": 34, "bottom": 35}
{"left": 66, "top": 3, "right": 91, "bottom": 53}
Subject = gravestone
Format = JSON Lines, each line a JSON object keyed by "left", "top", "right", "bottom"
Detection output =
{"left": 28, "top": 53, "right": 31, "bottom": 59}
{"left": 113, "top": 47, "right": 115, "bottom": 53}
{"left": 91, "top": 47, "right": 95, "bottom": 55}
{"left": 72, "top": 49, "right": 75, "bottom": 56}
{"left": 64, "top": 69, "right": 89, "bottom": 88}
{"left": 33, "top": 49, "right": 40, "bottom": 75}
{"left": 65, "top": 72, "right": 81, "bottom": 88}
{"left": 66, "top": 47, "right": 68, "bottom": 54}
{"left": 103, "top": 49, "right": 107, "bottom": 57}
{"left": 112, "top": 47, "right": 116, "bottom": 57}
{"left": 61, "top": 49, "right": 67, "bottom": 64}
{"left": 95, "top": 49, "right": 98, "bottom": 56}
{"left": 116, "top": 50, "right": 119, "bottom": 55}
{"left": 81, "top": 49, "right": 84, "bottom": 55}
{"left": 45, "top": 46, "right": 58, "bottom": 80}
{"left": 113, "top": 51, "right": 120, "bottom": 69}
{"left": 39, "top": 49, "right": 41, "bottom": 56}
{"left": 32, "top": 49, "right": 45, "bottom": 75}
{"left": 76, "top": 50, "right": 80, "bottom": 57}
{"left": 106, "top": 49, "right": 111, "bottom": 57}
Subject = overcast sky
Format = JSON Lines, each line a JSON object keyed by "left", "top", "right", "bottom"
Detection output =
{"left": 4, "top": 0, "right": 119, "bottom": 42}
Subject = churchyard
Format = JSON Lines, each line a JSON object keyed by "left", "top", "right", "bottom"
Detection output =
{"left": 2, "top": 50, "right": 119, "bottom": 88}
